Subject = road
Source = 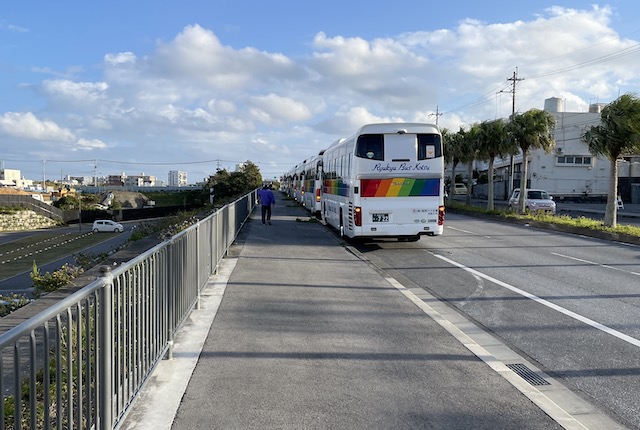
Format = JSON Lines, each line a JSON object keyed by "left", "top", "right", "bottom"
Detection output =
{"left": 0, "top": 222, "right": 136, "bottom": 295}
{"left": 352, "top": 212, "right": 640, "bottom": 429}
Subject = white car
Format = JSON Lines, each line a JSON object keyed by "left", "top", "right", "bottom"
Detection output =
{"left": 453, "top": 183, "right": 468, "bottom": 195}
{"left": 508, "top": 189, "right": 556, "bottom": 214}
{"left": 92, "top": 219, "right": 124, "bottom": 232}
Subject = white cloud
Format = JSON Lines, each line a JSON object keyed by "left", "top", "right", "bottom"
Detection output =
{"left": 76, "top": 138, "right": 108, "bottom": 150}
{"left": 104, "top": 52, "right": 137, "bottom": 65}
{"left": 0, "top": 112, "right": 75, "bottom": 141}
{"left": 315, "top": 107, "right": 405, "bottom": 135}
{"left": 248, "top": 94, "right": 312, "bottom": 125}
{"left": 0, "top": 20, "right": 29, "bottom": 33}
{"left": 40, "top": 79, "right": 109, "bottom": 109}
{"left": 149, "top": 24, "right": 305, "bottom": 91}
{"left": 3, "top": 6, "right": 640, "bottom": 181}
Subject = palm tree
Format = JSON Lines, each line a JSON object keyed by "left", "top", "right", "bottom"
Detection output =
{"left": 507, "top": 109, "right": 556, "bottom": 214}
{"left": 460, "top": 123, "right": 481, "bottom": 205}
{"left": 444, "top": 127, "right": 464, "bottom": 204}
{"left": 582, "top": 94, "right": 640, "bottom": 227}
{"left": 478, "top": 119, "right": 516, "bottom": 210}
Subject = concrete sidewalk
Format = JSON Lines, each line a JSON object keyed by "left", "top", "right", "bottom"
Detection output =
{"left": 121, "top": 197, "right": 622, "bottom": 430}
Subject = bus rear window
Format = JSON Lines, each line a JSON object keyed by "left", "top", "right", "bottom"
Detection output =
{"left": 356, "top": 134, "right": 384, "bottom": 160}
{"left": 417, "top": 134, "right": 442, "bottom": 160}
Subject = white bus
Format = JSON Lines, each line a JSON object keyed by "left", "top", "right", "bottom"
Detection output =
{"left": 301, "top": 151, "right": 324, "bottom": 218}
{"left": 322, "top": 123, "right": 444, "bottom": 241}
{"left": 282, "top": 165, "right": 297, "bottom": 199}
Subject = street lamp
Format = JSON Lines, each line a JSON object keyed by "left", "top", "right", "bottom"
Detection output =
{"left": 78, "top": 193, "right": 82, "bottom": 232}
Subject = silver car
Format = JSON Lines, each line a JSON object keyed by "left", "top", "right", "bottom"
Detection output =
{"left": 508, "top": 188, "right": 556, "bottom": 214}
{"left": 92, "top": 219, "right": 124, "bottom": 232}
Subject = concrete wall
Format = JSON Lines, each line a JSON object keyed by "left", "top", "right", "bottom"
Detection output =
{"left": 0, "top": 210, "right": 60, "bottom": 231}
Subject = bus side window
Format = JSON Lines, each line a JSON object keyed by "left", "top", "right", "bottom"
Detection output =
{"left": 356, "top": 134, "right": 384, "bottom": 160}
{"left": 418, "top": 134, "right": 442, "bottom": 159}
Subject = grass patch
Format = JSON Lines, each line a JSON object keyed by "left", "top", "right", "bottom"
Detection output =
{"left": 446, "top": 201, "right": 640, "bottom": 237}
{"left": 0, "top": 231, "right": 121, "bottom": 280}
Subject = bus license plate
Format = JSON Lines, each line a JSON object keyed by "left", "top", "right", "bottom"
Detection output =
{"left": 372, "top": 213, "right": 389, "bottom": 222}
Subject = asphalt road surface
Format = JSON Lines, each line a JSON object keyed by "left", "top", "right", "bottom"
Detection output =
{"left": 352, "top": 212, "right": 640, "bottom": 429}
{"left": 0, "top": 222, "right": 134, "bottom": 295}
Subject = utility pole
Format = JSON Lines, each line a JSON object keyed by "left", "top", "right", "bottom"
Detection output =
{"left": 429, "top": 106, "right": 443, "bottom": 126}
{"left": 506, "top": 68, "right": 524, "bottom": 193}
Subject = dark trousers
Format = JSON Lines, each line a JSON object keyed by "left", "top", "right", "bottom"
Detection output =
{"left": 261, "top": 205, "right": 272, "bottom": 223}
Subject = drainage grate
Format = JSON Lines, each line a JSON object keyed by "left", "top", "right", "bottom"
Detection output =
{"left": 506, "top": 363, "right": 551, "bottom": 386}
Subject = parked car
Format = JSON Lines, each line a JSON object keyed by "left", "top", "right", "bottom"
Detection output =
{"left": 453, "top": 183, "right": 468, "bottom": 195}
{"left": 508, "top": 188, "right": 556, "bottom": 214}
{"left": 92, "top": 219, "right": 124, "bottom": 232}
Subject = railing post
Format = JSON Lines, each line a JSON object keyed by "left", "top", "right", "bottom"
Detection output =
{"left": 98, "top": 265, "right": 113, "bottom": 430}
{"left": 196, "top": 223, "right": 201, "bottom": 310}
{"left": 167, "top": 238, "right": 174, "bottom": 360}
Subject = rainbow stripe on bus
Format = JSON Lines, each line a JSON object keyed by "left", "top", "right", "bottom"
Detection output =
{"left": 360, "top": 178, "right": 440, "bottom": 197}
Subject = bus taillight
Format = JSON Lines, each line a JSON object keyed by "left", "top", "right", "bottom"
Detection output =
{"left": 316, "top": 189, "right": 321, "bottom": 202}
{"left": 354, "top": 206, "right": 362, "bottom": 226}
{"left": 438, "top": 206, "right": 445, "bottom": 225}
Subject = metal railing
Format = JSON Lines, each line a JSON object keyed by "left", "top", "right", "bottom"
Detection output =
{"left": 0, "top": 195, "right": 66, "bottom": 223}
{"left": 0, "top": 191, "right": 257, "bottom": 429}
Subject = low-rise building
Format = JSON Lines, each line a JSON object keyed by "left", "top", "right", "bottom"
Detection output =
{"left": 472, "top": 97, "right": 640, "bottom": 202}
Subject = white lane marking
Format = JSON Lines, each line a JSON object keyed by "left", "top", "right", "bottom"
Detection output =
{"left": 447, "top": 225, "right": 491, "bottom": 238}
{"left": 551, "top": 252, "right": 640, "bottom": 277}
{"left": 431, "top": 252, "right": 640, "bottom": 349}
{"left": 446, "top": 226, "right": 476, "bottom": 234}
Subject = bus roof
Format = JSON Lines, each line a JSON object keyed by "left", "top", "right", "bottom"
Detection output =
{"left": 355, "top": 122, "right": 440, "bottom": 135}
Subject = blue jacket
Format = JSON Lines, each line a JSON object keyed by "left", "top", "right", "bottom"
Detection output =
{"left": 258, "top": 188, "right": 275, "bottom": 206}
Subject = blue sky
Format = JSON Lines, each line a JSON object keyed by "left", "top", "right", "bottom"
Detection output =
{"left": 1, "top": 1, "right": 640, "bottom": 183}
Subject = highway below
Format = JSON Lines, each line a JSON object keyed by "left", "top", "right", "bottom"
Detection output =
{"left": 0, "top": 222, "right": 135, "bottom": 295}
{"left": 352, "top": 212, "right": 640, "bottom": 429}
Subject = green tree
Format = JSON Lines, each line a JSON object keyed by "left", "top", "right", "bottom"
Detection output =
{"left": 240, "top": 160, "right": 263, "bottom": 190}
{"left": 52, "top": 194, "right": 79, "bottom": 210}
{"left": 203, "top": 160, "right": 264, "bottom": 204}
{"left": 583, "top": 94, "right": 640, "bottom": 227}
{"left": 444, "top": 127, "right": 464, "bottom": 204}
{"left": 478, "top": 119, "right": 517, "bottom": 210}
{"left": 508, "top": 109, "right": 556, "bottom": 214}
{"left": 460, "top": 123, "right": 481, "bottom": 205}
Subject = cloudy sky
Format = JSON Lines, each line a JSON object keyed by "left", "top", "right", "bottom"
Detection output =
{"left": 1, "top": 1, "right": 639, "bottom": 183}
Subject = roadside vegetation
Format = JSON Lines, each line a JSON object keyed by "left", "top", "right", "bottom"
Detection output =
{"left": 446, "top": 200, "right": 640, "bottom": 237}
{"left": 443, "top": 93, "right": 640, "bottom": 228}
{"left": 1, "top": 160, "right": 268, "bottom": 318}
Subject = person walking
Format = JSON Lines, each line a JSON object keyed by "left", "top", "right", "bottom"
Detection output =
{"left": 257, "top": 184, "right": 276, "bottom": 225}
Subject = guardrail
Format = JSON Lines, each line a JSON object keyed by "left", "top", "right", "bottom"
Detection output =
{"left": 0, "top": 195, "right": 66, "bottom": 223}
{"left": 0, "top": 190, "right": 257, "bottom": 430}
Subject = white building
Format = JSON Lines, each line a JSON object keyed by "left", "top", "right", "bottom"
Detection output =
{"left": 169, "top": 170, "right": 187, "bottom": 187}
{"left": 522, "top": 98, "right": 606, "bottom": 199}
{"left": 0, "top": 168, "right": 33, "bottom": 189}
{"left": 474, "top": 97, "right": 640, "bottom": 202}
{"left": 0, "top": 168, "right": 20, "bottom": 187}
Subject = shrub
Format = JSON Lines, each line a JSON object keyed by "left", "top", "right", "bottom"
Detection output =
{"left": 30, "top": 262, "right": 84, "bottom": 298}
{"left": 0, "top": 293, "right": 31, "bottom": 317}
{"left": 129, "top": 221, "right": 163, "bottom": 241}
{"left": 74, "top": 251, "right": 109, "bottom": 270}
